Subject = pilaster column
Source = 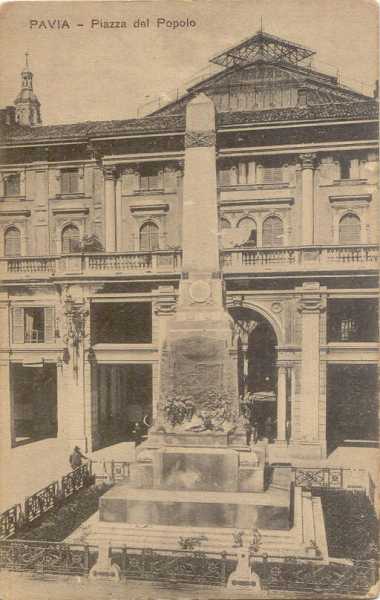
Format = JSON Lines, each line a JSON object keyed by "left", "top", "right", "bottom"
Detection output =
{"left": 300, "top": 153, "right": 316, "bottom": 246}
{"left": 276, "top": 363, "right": 287, "bottom": 442}
{"left": 297, "top": 283, "right": 326, "bottom": 443}
{"left": 103, "top": 166, "right": 117, "bottom": 252}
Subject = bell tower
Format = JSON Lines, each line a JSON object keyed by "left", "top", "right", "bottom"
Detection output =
{"left": 14, "top": 53, "right": 42, "bottom": 126}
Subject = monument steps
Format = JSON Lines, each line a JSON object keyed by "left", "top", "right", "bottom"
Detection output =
{"left": 67, "top": 515, "right": 305, "bottom": 556}
{"left": 71, "top": 521, "right": 304, "bottom": 555}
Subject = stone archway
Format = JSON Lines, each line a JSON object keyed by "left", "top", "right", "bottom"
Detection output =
{"left": 229, "top": 306, "right": 281, "bottom": 442}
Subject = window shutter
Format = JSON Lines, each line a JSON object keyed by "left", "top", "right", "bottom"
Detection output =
{"left": 13, "top": 307, "right": 24, "bottom": 343}
{"left": 263, "top": 167, "right": 283, "bottom": 184}
{"left": 44, "top": 307, "right": 55, "bottom": 343}
{"left": 5, "top": 228, "right": 21, "bottom": 257}
{"left": 339, "top": 214, "right": 361, "bottom": 245}
{"left": 61, "top": 171, "right": 70, "bottom": 194}
{"left": 263, "top": 216, "right": 284, "bottom": 247}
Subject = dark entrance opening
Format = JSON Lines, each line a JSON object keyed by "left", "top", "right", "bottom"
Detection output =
{"left": 11, "top": 363, "right": 57, "bottom": 446}
{"left": 230, "top": 307, "right": 278, "bottom": 441}
{"left": 96, "top": 364, "right": 152, "bottom": 449}
{"left": 327, "top": 364, "right": 378, "bottom": 452}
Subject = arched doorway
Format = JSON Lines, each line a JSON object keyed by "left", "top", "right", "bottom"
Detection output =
{"left": 230, "top": 306, "right": 280, "bottom": 441}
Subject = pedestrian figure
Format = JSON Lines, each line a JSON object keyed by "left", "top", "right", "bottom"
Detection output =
{"left": 286, "top": 418, "right": 291, "bottom": 446}
{"left": 69, "top": 445, "right": 87, "bottom": 470}
{"left": 264, "top": 415, "right": 274, "bottom": 443}
{"left": 243, "top": 414, "right": 253, "bottom": 446}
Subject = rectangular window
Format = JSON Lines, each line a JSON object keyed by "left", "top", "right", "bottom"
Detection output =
{"left": 12, "top": 307, "right": 55, "bottom": 344}
{"left": 218, "top": 168, "right": 231, "bottom": 186}
{"left": 61, "top": 169, "right": 79, "bottom": 194}
{"left": 327, "top": 299, "right": 378, "bottom": 342}
{"left": 91, "top": 302, "right": 152, "bottom": 344}
{"left": 340, "top": 159, "right": 351, "bottom": 180}
{"left": 4, "top": 173, "right": 21, "bottom": 196}
{"left": 140, "top": 167, "right": 161, "bottom": 191}
{"left": 263, "top": 167, "right": 283, "bottom": 184}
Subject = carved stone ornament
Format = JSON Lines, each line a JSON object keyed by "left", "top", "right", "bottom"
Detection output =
{"left": 297, "top": 295, "right": 326, "bottom": 313}
{"left": 185, "top": 131, "right": 216, "bottom": 148}
{"left": 154, "top": 297, "right": 177, "bottom": 316}
{"left": 300, "top": 153, "right": 317, "bottom": 170}
{"left": 102, "top": 165, "right": 118, "bottom": 180}
{"left": 189, "top": 280, "right": 211, "bottom": 303}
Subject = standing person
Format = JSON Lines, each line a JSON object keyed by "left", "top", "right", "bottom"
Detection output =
{"left": 244, "top": 413, "right": 253, "bottom": 446}
{"left": 69, "top": 445, "right": 87, "bottom": 470}
{"left": 286, "top": 418, "right": 291, "bottom": 446}
{"left": 264, "top": 415, "right": 274, "bottom": 443}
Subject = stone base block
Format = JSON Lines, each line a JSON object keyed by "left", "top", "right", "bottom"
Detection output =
{"left": 148, "top": 431, "right": 231, "bottom": 447}
{"left": 238, "top": 466, "right": 264, "bottom": 492}
{"left": 154, "top": 446, "right": 239, "bottom": 492}
{"left": 129, "top": 462, "right": 154, "bottom": 488}
{"left": 100, "top": 486, "right": 291, "bottom": 530}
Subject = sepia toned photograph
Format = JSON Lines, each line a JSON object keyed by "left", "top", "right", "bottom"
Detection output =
{"left": 0, "top": 1, "right": 378, "bottom": 598}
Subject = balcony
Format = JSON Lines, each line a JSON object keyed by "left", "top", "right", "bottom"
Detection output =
{"left": 221, "top": 244, "right": 379, "bottom": 274}
{"left": 0, "top": 250, "right": 182, "bottom": 281}
{"left": 0, "top": 245, "right": 377, "bottom": 282}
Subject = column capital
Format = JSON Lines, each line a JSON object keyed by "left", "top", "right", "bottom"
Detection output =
{"left": 102, "top": 165, "right": 118, "bottom": 180}
{"left": 299, "top": 152, "right": 317, "bottom": 169}
{"left": 297, "top": 294, "right": 326, "bottom": 314}
{"left": 277, "top": 361, "right": 293, "bottom": 370}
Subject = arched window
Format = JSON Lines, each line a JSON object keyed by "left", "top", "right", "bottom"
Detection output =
{"left": 220, "top": 218, "right": 231, "bottom": 230}
{"left": 4, "top": 227, "right": 21, "bottom": 256}
{"left": 262, "top": 216, "right": 284, "bottom": 247}
{"left": 339, "top": 213, "right": 361, "bottom": 245}
{"left": 62, "top": 224, "right": 80, "bottom": 254}
{"left": 238, "top": 217, "right": 257, "bottom": 246}
{"left": 139, "top": 221, "right": 159, "bottom": 251}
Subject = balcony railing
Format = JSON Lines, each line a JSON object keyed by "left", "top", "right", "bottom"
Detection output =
{"left": 0, "top": 245, "right": 377, "bottom": 280}
{"left": 221, "top": 244, "right": 378, "bottom": 272}
{"left": 0, "top": 250, "right": 183, "bottom": 279}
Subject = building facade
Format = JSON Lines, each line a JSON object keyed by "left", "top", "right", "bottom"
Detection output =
{"left": 0, "top": 32, "right": 378, "bottom": 489}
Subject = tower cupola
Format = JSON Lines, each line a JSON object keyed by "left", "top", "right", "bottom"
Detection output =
{"left": 14, "top": 53, "right": 42, "bottom": 126}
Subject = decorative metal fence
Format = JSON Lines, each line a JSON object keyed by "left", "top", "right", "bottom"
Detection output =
{"left": 0, "top": 539, "right": 377, "bottom": 594}
{"left": 0, "top": 463, "right": 93, "bottom": 540}
{"left": 294, "top": 467, "right": 344, "bottom": 490}
{"left": 0, "top": 505, "right": 23, "bottom": 540}
{"left": 61, "top": 464, "right": 92, "bottom": 499}
{"left": 0, "top": 540, "right": 91, "bottom": 575}
{"left": 24, "top": 481, "right": 60, "bottom": 523}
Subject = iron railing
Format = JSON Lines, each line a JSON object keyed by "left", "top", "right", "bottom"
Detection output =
{"left": 0, "top": 505, "right": 23, "bottom": 540}
{"left": 0, "top": 539, "right": 377, "bottom": 594}
{"left": 0, "top": 463, "right": 93, "bottom": 540}
{"left": 24, "top": 481, "right": 60, "bottom": 523}
{"left": 61, "top": 463, "right": 92, "bottom": 499}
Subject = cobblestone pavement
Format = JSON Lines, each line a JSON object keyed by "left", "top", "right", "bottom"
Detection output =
{"left": 0, "top": 571, "right": 304, "bottom": 600}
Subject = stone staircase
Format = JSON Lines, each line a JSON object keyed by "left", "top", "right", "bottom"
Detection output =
{"left": 66, "top": 483, "right": 328, "bottom": 559}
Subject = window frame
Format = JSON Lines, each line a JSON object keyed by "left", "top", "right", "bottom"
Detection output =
{"left": 139, "top": 221, "right": 160, "bottom": 251}
{"left": 262, "top": 215, "right": 284, "bottom": 247}
{"left": 12, "top": 306, "right": 56, "bottom": 345}
{"left": 4, "top": 173, "right": 21, "bottom": 197}
{"left": 338, "top": 212, "right": 361, "bottom": 245}
{"left": 61, "top": 224, "right": 81, "bottom": 254}
{"left": 4, "top": 226, "right": 21, "bottom": 257}
{"left": 60, "top": 168, "right": 80, "bottom": 195}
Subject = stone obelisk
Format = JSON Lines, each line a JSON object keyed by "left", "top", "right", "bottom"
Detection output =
{"left": 154, "top": 93, "right": 239, "bottom": 445}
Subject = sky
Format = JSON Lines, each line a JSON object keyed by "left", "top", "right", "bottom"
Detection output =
{"left": 0, "top": 0, "right": 378, "bottom": 125}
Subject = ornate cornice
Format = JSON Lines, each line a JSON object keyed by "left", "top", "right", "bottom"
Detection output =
{"left": 185, "top": 131, "right": 216, "bottom": 148}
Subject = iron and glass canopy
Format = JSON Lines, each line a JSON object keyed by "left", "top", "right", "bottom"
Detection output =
{"left": 210, "top": 31, "right": 316, "bottom": 69}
